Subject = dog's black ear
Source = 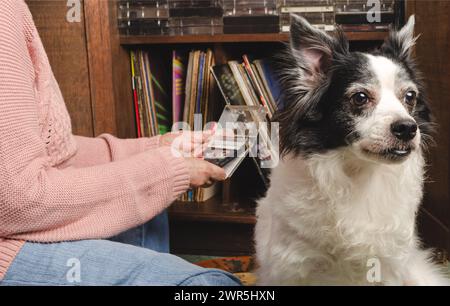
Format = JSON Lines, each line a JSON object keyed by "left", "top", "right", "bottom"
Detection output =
{"left": 381, "top": 15, "right": 417, "bottom": 62}
{"left": 290, "top": 14, "right": 348, "bottom": 77}
{"left": 275, "top": 15, "right": 349, "bottom": 157}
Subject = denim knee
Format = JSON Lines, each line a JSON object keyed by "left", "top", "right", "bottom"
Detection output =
{"left": 179, "top": 270, "right": 242, "bottom": 286}
{"left": 2, "top": 240, "right": 244, "bottom": 286}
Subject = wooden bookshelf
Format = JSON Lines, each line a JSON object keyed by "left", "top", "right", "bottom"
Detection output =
{"left": 57, "top": 1, "right": 395, "bottom": 256}
{"left": 170, "top": 197, "right": 256, "bottom": 225}
{"left": 120, "top": 31, "right": 388, "bottom": 45}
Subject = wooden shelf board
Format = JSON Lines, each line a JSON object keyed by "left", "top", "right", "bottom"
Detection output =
{"left": 344, "top": 31, "right": 388, "bottom": 41}
{"left": 169, "top": 197, "right": 256, "bottom": 225}
{"left": 120, "top": 31, "right": 388, "bottom": 45}
{"left": 121, "top": 33, "right": 289, "bottom": 45}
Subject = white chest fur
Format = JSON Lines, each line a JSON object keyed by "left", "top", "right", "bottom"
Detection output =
{"left": 255, "top": 149, "right": 426, "bottom": 285}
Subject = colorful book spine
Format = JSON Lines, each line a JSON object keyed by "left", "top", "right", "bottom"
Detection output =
{"left": 135, "top": 51, "right": 147, "bottom": 137}
{"left": 254, "top": 60, "right": 281, "bottom": 110}
{"left": 183, "top": 51, "right": 194, "bottom": 124}
{"left": 172, "top": 51, "right": 185, "bottom": 124}
{"left": 196, "top": 52, "right": 205, "bottom": 114}
{"left": 139, "top": 51, "right": 154, "bottom": 136}
{"left": 130, "top": 51, "right": 142, "bottom": 138}
{"left": 242, "top": 55, "right": 272, "bottom": 118}
{"left": 146, "top": 52, "right": 160, "bottom": 136}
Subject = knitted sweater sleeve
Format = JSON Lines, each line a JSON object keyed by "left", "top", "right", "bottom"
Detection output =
{"left": 0, "top": 0, "right": 189, "bottom": 241}
{"left": 67, "top": 134, "right": 162, "bottom": 168}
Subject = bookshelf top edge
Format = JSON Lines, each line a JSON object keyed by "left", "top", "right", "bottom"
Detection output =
{"left": 120, "top": 31, "right": 388, "bottom": 45}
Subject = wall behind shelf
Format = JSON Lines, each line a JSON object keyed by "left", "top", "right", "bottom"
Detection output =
{"left": 28, "top": 0, "right": 135, "bottom": 139}
{"left": 27, "top": 0, "right": 94, "bottom": 137}
{"left": 408, "top": 0, "right": 450, "bottom": 255}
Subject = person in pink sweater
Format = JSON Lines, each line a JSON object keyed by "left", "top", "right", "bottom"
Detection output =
{"left": 0, "top": 0, "right": 240, "bottom": 286}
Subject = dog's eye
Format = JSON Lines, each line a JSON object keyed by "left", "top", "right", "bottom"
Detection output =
{"left": 405, "top": 91, "right": 417, "bottom": 106}
{"left": 352, "top": 92, "right": 369, "bottom": 106}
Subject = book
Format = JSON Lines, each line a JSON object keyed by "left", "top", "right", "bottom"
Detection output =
{"left": 199, "top": 182, "right": 221, "bottom": 202}
{"left": 253, "top": 59, "right": 281, "bottom": 110}
{"left": 238, "top": 63, "right": 260, "bottom": 107}
{"left": 210, "top": 64, "right": 247, "bottom": 106}
{"left": 130, "top": 50, "right": 171, "bottom": 137}
{"left": 130, "top": 51, "right": 142, "bottom": 138}
{"left": 196, "top": 52, "right": 206, "bottom": 114}
{"left": 134, "top": 51, "right": 148, "bottom": 136}
{"left": 172, "top": 51, "right": 185, "bottom": 124}
{"left": 251, "top": 62, "right": 276, "bottom": 116}
{"left": 141, "top": 51, "right": 159, "bottom": 136}
{"left": 189, "top": 50, "right": 201, "bottom": 127}
{"left": 242, "top": 55, "right": 272, "bottom": 119}
{"left": 202, "top": 50, "right": 214, "bottom": 124}
{"left": 228, "top": 61, "right": 256, "bottom": 107}
{"left": 183, "top": 51, "right": 194, "bottom": 123}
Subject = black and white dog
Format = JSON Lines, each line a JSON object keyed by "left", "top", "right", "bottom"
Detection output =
{"left": 255, "top": 15, "right": 448, "bottom": 285}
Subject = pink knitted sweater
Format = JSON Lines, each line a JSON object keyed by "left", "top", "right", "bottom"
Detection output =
{"left": 0, "top": 0, "right": 190, "bottom": 280}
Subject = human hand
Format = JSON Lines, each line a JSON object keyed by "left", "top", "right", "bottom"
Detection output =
{"left": 160, "top": 130, "right": 214, "bottom": 158}
{"left": 185, "top": 158, "right": 227, "bottom": 188}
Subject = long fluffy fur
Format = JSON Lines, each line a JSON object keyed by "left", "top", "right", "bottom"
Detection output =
{"left": 256, "top": 149, "right": 449, "bottom": 285}
{"left": 255, "top": 15, "right": 448, "bottom": 286}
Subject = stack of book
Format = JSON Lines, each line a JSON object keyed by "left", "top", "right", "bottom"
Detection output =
{"left": 222, "top": 0, "right": 280, "bottom": 34}
{"left": 129, "top": 48, "right": 279, "bottom": 202}
{"left": 130, "top": 48, "right": 218, "bottom": 202}
{"left": 176, "top": 49, "right": 219, "bottom": 202}
{"left": 334, "top": 0, "right": 396, "bottom": 31}
{"left": 130, "top": 50, "right": 171, "bottom": 137}
{"left": 168, "top": 0, "right": 224, "bottom": 35}
{"left": 180, "top": 181, "right": 221, "bottom": 203}
{"left": 118, "top": 0, "right": 170, "bottom": 35}
{"left": 181, "top": 49, "right": 216, "bottom": 128}
{"left": 211, "top": 56, "right": 279, "bottom": 119}
{"left": 280, "top": 0, "right": 335, "bottom": 32}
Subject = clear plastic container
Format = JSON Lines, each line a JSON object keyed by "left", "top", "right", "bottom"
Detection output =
{"left": 222, "top": 0, "right": 278, "bottom": 16}
{"left": 168, "top": 0, "right": 223, "bottom": 17}
{"left": 169, "top": 17, "right": 223, "bottom": 35}
{"left": 279, "top": 0, "right": 335, "bottom": 32}
{"left": 118, "top": 18, "right": 170, "bottom": 35}
{"left": 118, "top": 0, "right": 169, "bottom": 20}
{"left": 334, "top": 0, "right": 396, "bottom": 27}
{"left": 334, "top": 0, "right": 395, "bottom": 13}
{"left": 118, "top": 1, "right": 170, "bottom": 35}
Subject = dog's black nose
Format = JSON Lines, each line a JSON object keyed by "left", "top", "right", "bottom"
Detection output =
{"left": 391, "top": 119, "right": 418, "bottom": 141}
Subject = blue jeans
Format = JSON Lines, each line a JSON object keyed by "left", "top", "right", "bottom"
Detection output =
{"left": 109, "top": 210, "right": 171, "bottom": 253}
{"left": 0, "top": 212, "right": 241, "bottom": 286}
